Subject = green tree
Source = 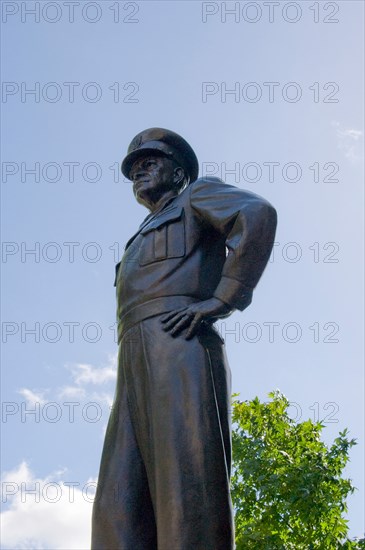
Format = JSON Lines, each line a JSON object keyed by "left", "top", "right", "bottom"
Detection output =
{"left": 231, "top": 390, "right": 364, "bottom": 549}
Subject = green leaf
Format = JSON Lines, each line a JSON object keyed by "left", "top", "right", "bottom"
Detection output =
{"left": 232, "top": 391, "right": 359, "bottom": 549}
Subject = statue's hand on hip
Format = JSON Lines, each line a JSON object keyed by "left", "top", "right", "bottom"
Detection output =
{"left": 160, "top": 297, "right": 232, "bottom": 340}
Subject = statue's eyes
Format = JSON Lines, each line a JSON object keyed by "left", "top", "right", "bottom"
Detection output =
{"left": 145, "top": 160, "right": 157, "bottom": 168}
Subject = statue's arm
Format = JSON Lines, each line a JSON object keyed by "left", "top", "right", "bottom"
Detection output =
{"left": 161, "top": 177, "right": 277, "bottom": 339}
{"left": 190, "top": 176, "right": 278, "bottom": 311}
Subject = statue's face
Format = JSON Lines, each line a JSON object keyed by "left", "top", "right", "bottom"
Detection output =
{"left": 130, "top": 154, "right": 177, "bottom": 209}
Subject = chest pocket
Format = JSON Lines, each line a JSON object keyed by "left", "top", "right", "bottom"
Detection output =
{"left": 138, "top": 206, "right": 185, "bottom": 266}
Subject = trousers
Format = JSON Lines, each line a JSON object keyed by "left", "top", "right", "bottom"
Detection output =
{"left": 91, "top": 314, "right": 234, "bottom": 550}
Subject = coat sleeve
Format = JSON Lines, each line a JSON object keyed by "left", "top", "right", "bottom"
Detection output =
{"left": 189, "top": 177, "right": 277, "bottom": 311}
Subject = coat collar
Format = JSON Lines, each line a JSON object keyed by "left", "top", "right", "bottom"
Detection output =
{"left": 124, "top": 195, "right": 178, "bottom": 251}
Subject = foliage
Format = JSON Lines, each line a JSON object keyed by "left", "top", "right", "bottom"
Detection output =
{"left": 231, "top": 390, "right": 363, "bottom": 549}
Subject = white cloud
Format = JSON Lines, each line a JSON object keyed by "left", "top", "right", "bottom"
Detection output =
{"left": 57, "top": 385, "right": 86, "bottom": 400}
{"left": 67, "top": 352, "right": 117, "bottom": 386}
{"left": 2, "top": 355, "right": 117, "bottom": 548}
{"left": 17, "top": 389, "right": 47, "bottom": 407}
{"left": 68, "top": 362, "right": 116, "bottom": 385}
{"left": 332, "top": 121, "right": 364, "bottom": 163}
{"left": 1, "top": 462, "right": 94, "bottom": 550}
{"left": 18, "top": 353, "right": 117, "bottom": 416}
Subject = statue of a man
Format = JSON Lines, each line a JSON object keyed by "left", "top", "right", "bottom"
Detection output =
{"left": 91, "top": 128, "right": 277, "bottom": 549}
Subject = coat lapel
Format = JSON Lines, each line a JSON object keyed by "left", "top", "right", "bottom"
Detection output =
{"left": 124, "top": 197, "right": 178, "bottom": 251}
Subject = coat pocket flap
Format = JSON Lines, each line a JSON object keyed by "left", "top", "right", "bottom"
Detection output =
{"left": 140, "top": 206, "right": 184, "bottom": 234}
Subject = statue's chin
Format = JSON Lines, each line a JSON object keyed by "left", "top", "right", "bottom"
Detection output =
{"left": 135, "top": 193, "right": 152, "bottom": 211}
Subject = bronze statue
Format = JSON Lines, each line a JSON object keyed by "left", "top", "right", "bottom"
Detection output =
{"left": 91, "top": 128, "right": 277, "bottom": 549}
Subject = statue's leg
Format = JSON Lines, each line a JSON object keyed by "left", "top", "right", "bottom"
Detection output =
{"left": 125, "top": 316, "right": 234, "bottom": 550}
{"left": 91, "top": 330, "right": 157, "bottom": 550}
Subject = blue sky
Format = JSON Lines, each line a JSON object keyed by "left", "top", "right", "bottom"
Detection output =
{"left": 1, "top": 1, "right": 364, "bottom": 547}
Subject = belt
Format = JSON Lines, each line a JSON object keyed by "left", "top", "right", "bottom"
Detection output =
{"left": 117, "top": 296, "right": 199, "bottom": 343}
